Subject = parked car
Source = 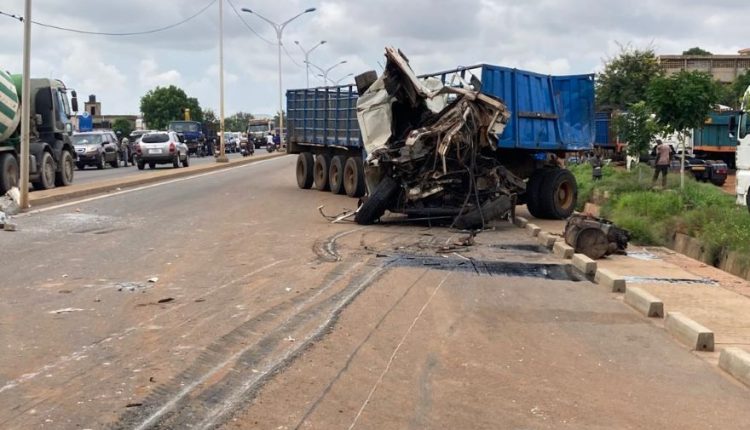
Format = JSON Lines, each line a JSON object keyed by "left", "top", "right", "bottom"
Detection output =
{"left": 135, "top": 131, "right": 189, "bottom": 169}
{"left": 72, "top": 130, "right": 120, "bottom": 169}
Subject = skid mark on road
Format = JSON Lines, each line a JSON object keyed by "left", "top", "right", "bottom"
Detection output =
{"left": 116, "top": 259, "right": 380, "bottom": 429}
{"left": 0, "top": 260, "right": 284, "bottom": 399}
{"left": 313, "top": 228, "right": 365, "bottom": 262}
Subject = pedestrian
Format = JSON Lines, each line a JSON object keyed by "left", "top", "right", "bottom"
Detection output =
{"left": 591, "top": 153, "right": 603, "bottom": 181}
{"left": 652, "top": 139, "right": 671, "bottom": 187}
{"left": 120, "top": 137, "right": 130, "bottom": 167}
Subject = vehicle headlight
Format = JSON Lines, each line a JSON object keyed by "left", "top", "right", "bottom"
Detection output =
{"left": 87, "top": 145, "right": 99, "bottom": 153}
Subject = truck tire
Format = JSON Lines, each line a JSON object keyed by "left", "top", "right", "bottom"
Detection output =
{"left": 329, "top": 155, "right": 346, "bottom": 195}
{"left": 314, "top": 154, "right": 331, "bottom": 191}
{"left": 538, "top": 169, "right": 577, "bottom": 219}
{"left": 55, "top": 150, "right": 74, "bottom": 187}
{"left": 296, "top": 152, "right": 314, "bottom": 189}
{"left": 344, "top": 156, "right": 366, "bottom": 198}
{"left": 32, "top": 151, "right": 56, "bottom": 190}
{"left": 525, "top": 169, "right": 546, "bottom": 219}
{"left": 355, "top": 176, "right": 399, "bottom": 225}
{"left": 0, "top": 153, "right": 19, "bottom": 194}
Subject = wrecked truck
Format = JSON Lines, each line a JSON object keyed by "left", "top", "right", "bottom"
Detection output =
{"left": 286, "top": 48, "right": 595, "bottom": 226}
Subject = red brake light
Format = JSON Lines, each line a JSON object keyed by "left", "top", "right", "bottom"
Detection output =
{"left": 169, "top": 142, "right": 176, "bottom": 152}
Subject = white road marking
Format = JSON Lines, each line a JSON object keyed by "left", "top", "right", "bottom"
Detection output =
{"left": 20, "top": 155, "right": 290, "bottom": 216}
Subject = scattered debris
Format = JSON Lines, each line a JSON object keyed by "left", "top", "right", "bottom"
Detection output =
{"left": 0, "top": 187, "right": 21, "bottom": 216}
{"left": 117, "top": 282, "right": 149, "bottom": 292}
{"left": 563, "top": 214, "right": 630, "bottom": 259}
{"left": 195, "top": 298, "right": 206, "bottom": 303}
{"left": 353, "top": 47, "right": 523, "bottom": 229}
{"left": 318, "top": 206, "right": 356, "bottom": 223}
{"left": 285, "top": 336, "right": 296, "bottom": 342}
{"left": 147, "top": 277, "right": 159, "bottom": 283}
{"left": 58, "top": 289, "right": 72, "bottom": 294}
{"left": 125, "top": 403, "right": 143, "bottom": 408}
{"left": 4, "top": 221, "right": 17, "bottom": 232}
{"left": 149, "top": 377, "right": 156, "bottom": 383}
{"left": 49, "top": 308, "right": 84, "bottom": 314}
{"left": 157, "top": 297, "right": 174, "bottom": 304}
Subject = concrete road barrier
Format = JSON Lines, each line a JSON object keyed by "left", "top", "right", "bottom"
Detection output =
{"left": 572, "top": 254, "right": 597, "bottom": 275}
{"left": 719, "top": 347, "right": 750, "bottom": 387}
{"left": 665, "top": 312, "right": 714, "bottom": 351}
{"left": 553, "top": 242, "right": 574, "bottom": 259}
{"left": 624, "top": 286, "right": 664, "bottom": 318}
{"left": 514, "top": 216, "right": 529, "bottom": 228}
{"left": 526, "top": 223, "right": 541, "bottom": 237}
{"left": 537, "top": 231, "right": 557, "bottom": 248}
{"left": 594, "top": 268, "right": 626, "bottom": 292}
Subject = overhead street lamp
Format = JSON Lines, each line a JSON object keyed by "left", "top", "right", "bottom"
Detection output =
{"left": 294, "top": 40, "right": 326, "bottom": 88}
{"left": 242, "top": 6, "right": 316, "bottom": 148}
{"left": 307, "top": 60, "right": 347, "bottom": 86}
{"left": 330, "top": 73, "right": 354, "bottom": 86}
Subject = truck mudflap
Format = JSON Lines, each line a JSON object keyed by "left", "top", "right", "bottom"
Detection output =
{"left": 353, "top": 47, "right": 525, "bottom": 229}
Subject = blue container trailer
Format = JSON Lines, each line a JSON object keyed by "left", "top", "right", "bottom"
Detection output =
{"left": 286, "top": 64, "right": 595, "bottom": 219}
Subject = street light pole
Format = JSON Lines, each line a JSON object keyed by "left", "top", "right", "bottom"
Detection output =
{"left": 216, "top": 0, "right": 228, "bottom": 163}
{"left": 308, "top": 60, "right": 347, "bottom": 86}
{"left": 19, "top": 0, "right": 32, "bottom": 208}
{"left": 294, "top": 40, "right": 326, "bottom": 88}
{"left": 331, "top": 73, "right": 354, "bottom": 86}
{"left": 242, "top": 7, "right": 316, "bottom": 149}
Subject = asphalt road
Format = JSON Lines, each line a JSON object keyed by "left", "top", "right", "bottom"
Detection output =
{"left": 60, "top": 151, "right": 270, "bottom": 187}
{"left": 2, "top": 155, "right": 750, "bottom": 429}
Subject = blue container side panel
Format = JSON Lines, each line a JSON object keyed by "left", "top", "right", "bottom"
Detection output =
{"left": 287, "top": 86, "right": 362, "bottom": 149}
{"left": 595, "top": 111, "right": 616, "bottom": 148}
{"left": 481, "top": 66, "right": 594, "bottom": 151}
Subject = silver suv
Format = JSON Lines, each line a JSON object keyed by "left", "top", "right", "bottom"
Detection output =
{"left": 135, "top": 131, "right": 190, "bottom": 169}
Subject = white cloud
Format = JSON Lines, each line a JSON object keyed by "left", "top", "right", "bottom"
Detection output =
{"left": 138, "top": 59, "right": 182, "bottom": 87}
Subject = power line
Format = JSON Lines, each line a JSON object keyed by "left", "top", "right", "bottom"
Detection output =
{"left": 225, "top": 0, "right": 274, "bottom": 45}
{"left": 282, "top": 44, "right": 303, "bottom": 68}
{"left": 0, "top": 0, "right": 216, "bottom": 36}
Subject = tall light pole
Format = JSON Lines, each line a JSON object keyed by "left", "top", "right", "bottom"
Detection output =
{"left": 242, "top": 6, "right": 316, "bottom": 148}
{"left": 294, "top": 40, "right": 326, "bottom": 88}
{"left": 216, "top": 0, "right": 228, "bottom": 162}
{"left": 19, "top": 0, "right": 32, "bottom": 208}
{"left": 308, "top": 60, "right": 347, "bottom": 86}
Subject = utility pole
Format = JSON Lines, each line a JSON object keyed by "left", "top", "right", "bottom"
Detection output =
{"left": 216, "top": 0, "right": 228, "bottom": 162}
{"left": 19, "top": 0, "right": 32, "bottom": 208}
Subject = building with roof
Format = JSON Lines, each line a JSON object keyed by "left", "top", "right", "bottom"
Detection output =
{"left": 658, "top": 49, "right": 750, "bottom": 83}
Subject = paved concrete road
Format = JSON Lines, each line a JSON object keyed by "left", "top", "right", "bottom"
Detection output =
{"left": 66, "top": 151, "right": 253, "bottom": 186}
{"left": 1, "top": 155, "right": 749, "bottom": 429}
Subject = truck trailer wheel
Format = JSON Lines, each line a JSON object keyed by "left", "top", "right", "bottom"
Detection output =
{"left": 524, "top": 169, "right": 546, "bottom": 219}
{"left": 0, "top": 153, "right": 19, "bottom": 194}
{"left": 329, "top": 155, "right": 346, "bottom": 195}
{"left": 538, "top": 169, "right": 577, "bottom": 219}
{"left": 55, "top": 150, "right": 74, "bottom": 187}
{"left": 313, "top": 154, "right": 331, "bottom": 191}
{"left": 344, "top": 156, "right": 366, "bottom": 197}
{"left": 33, "top": 152, "right": 56, "bottom": 190}
{"left": 355, "top": 176, "right": 399, "bottom": 225}
{"left": 296, "top": 152, "right": 314, "bottom": 189}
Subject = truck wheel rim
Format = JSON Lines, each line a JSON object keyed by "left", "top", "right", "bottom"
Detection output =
{"left": 556, "top": 181, "right": 574, "bottom": 209}
{"left": 45, "top": 158, "right": 55, "bottom": 183}
{"left": 63, "top": 156, "right": 74, "bottom": 181}
{"left": 345, "top": 165, "right": 355, "bottom": 189}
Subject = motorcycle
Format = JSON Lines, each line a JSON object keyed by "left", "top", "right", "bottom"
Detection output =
{"left": 241, "top": 142, "right": 255, "bottom": 157}
{"left": 266, "top": 141, "right": 278, "bottom": 153}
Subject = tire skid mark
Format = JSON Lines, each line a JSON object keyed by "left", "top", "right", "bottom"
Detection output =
{"left": 114, "top": 259, "right": 374, "bottom": 430}
{"left": 0, "top": 260, "right": 284, "bottom": 400}
{"left": 313, "top": 228, "right": 364, "bottom": 262}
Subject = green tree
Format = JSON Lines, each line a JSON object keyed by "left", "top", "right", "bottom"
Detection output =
{"left": 224, "top": 112, "right": 255, "bottom": 132}
{"left": 612, "top": 102, "right": 662, "bottom": 160}
{"left": 729, "top": 70, "right": 750, "bottom": 108}
{"left": 111, "top": 118, "right": 133, "bottom": 140}
{"left": 140, "top": 85, "right": 203, "bottom": 130}
{"left": 648, "top": 70, "right": 719, "bottom": 188}
{"left": 596, "top": 45, "right": 663, "bottom": 110}
{"left": 682, "top": 47, "right": 712, "bottom": 56}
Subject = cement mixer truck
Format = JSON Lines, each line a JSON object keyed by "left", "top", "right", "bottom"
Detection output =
{"left": 0, "top": 69, "right": 78, "bottom": 194}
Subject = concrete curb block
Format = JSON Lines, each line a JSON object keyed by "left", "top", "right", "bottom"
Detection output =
{"left": 594, "top": 268, "right": 626, "bottom": 292}
{"left": 719, "top": 347, "right": 750, "bottom": 387}
{"left": 537, "top": 231, "right": 557, "bottom": 248}
{"left": 28, "top": 153, "right": 286, "bottom": 207}
{"left": 624, "top": 286, "right": 664, "bottom": 318}
{"left": 553, "top": 242, "right": 574, "bottom": 259}
{"left": 665, "top": 312, "right": 714, "bottom": 351}
{"left": 526, "top": 223, "right": 541, "bottom": 237}
{"left": 572, "top": 254, "right": 596, "bottom": 275}
{"left": 514, "top": 216, "right": 529, "bottom": 228}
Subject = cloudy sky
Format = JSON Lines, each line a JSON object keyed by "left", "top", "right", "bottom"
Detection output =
{"left": 1, "top": 0, "right": 748, "bottom": 117}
